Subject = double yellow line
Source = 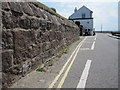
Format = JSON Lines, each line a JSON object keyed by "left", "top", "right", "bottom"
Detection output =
{"left": 48, "top": 37, "right": 87, "bottom": 89}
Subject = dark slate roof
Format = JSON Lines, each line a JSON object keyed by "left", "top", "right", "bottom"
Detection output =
{"left": 69, "top": 5, "right": 93, "bottom": 19}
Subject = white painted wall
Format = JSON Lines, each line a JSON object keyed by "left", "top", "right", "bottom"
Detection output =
{"left": 74, "top": 19, "right": 93, "bottom": 30}
{"left": 69, "top": 6, "right": 94, "bottom": 36}
{"left": 73, "top": 19, "right": 93, "bottom": 35}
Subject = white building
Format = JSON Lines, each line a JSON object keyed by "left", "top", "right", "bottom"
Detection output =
{"left": 69, "top": 6, "right": 94, "bottom": 36}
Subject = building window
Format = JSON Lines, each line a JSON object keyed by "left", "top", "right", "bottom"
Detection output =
{"left": 82, "top": 13, "right": 85, "bottom": 18}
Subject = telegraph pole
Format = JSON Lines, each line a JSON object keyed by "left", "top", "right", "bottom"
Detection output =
{"left": 101, "top": 24, "right": 102, "bottom": 33}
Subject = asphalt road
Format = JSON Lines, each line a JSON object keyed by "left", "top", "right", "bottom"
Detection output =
{"left": 12, "top": 33, "right": 119, "bottom": 89}
{"left": 50, "top": 33, "right": 118, "bottom": 89}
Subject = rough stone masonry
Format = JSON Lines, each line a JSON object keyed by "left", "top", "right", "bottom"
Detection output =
{"left": 1, "top": 2, "right": 80, "bottom": 88}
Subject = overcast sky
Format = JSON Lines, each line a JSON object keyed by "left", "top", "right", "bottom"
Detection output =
{"left": 38, "top": 0, "right": 119, "bottom": 31}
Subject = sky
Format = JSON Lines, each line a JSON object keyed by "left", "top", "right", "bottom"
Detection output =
{"left": 38, "top": 0, "right": 119, "bottom": 31}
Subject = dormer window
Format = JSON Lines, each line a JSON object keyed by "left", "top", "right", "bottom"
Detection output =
{"left": 82, "top": 13, "right": 85, "bottom": 18}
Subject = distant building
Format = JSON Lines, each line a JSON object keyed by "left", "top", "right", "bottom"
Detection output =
{"left": 69, "top": 6, "right": 94, "bottom": 36}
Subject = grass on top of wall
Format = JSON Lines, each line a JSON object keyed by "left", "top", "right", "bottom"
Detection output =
{"left": 31, "top": 2, "right": 75, "bottom": 25}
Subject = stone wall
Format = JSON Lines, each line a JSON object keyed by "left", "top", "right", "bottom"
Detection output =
{"left": 1, "top": 2, "right": 80, "bottom": 87}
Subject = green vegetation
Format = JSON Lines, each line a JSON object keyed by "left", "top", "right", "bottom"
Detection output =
{"left": 56, "top": 53, "right": 62, "bottom": 58}
{"left": 48, "top": 59, "right": 54, "bottom": 66}
{"left": 76, "top": 37, "right": 80, "bottom": 40}
{"left": 74, "top": 37, "right": 80, "bottom": 42}
{"left": 80, "top": 25, "right": 83, "bottom": 27}
{"left": 50, "top": 8, "right": 56, "bottom": 12}
{"left": 95, "top": 31, "right": 111, "bottom": 33}
{"left": 96, "top": 31, "right": 117, "bottom": 33}
{"left": 63, "top": 45, "right": 69, "bottom": 54}
{"left": 111, "top": 31, "right": 120, "bottom": 35}
{"left": 36, "top": 67, "right": 45, "bottom": 72}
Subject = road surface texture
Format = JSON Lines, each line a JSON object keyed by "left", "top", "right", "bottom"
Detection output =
{"left": 11, "top": 33, "right": 118, "bottom": 89}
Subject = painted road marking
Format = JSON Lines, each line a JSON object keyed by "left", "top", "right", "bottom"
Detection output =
{"left": 77, "top": 60, "right": 92, "bottom": 88}
{"left": 91, "top": 41, "right": 95, "bottom": 50}
{"left": 57, "top": 37, "right": 87, "bottom": 88}
{"left": 94, "top": 37, "right": 96, "bottom": 41}
{"left": 48, "top": 37, "right": 87, "bottom": 88}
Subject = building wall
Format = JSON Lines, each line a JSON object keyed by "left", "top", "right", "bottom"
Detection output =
{"left": 73, "top": 19, "right": 93, "bottom": 36}
{"left": 69, "top": 6, "right": 94, "bottom": 35}
{"left": 74, "top": 19, "right": 93, "bottom": 30}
